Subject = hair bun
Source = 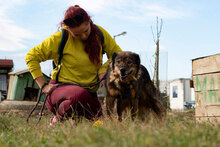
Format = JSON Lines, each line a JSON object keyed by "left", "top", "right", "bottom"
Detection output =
{"left": 74, "top": 5, "right": 80, "bottom": 7}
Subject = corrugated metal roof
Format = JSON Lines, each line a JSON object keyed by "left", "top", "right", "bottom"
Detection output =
{"left": 0, "top": 59, "right": 13, "bottom": 68}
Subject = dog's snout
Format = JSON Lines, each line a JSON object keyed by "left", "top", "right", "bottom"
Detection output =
{"left": 120, "top": 67, "right": 126, "bottom": 75}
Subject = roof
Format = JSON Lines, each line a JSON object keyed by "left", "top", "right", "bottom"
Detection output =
{"left": 9, "top": 69, "right": 30, "bottom": 75}
{"left": 9, "top": 69, "right": 50, "bottom": 78}
{"left": 169, "top": 78, "right": 191, "bottom": 82}
{"left": 192, "top": 53, "right": 220, "bottom": 61}
{"left": 0, "top": 59, "right": 13, "bottom": 68}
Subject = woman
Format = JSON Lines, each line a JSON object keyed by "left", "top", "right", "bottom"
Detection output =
{"left": 25, "top": 5, "right": 122, "bottom": 124}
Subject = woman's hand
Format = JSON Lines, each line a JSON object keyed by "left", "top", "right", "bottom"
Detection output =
{"left": 35, "top": 76, "right": 59, "bottom": 95}
{"left": 42, "top": 83, "right": 59, "bottom": 95}
{"left": 99, "top": 73, "right": 106, "bottom": 87}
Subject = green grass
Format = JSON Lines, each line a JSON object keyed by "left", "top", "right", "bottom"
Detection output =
{"left": 0, "top": 110, "right": 219, "bottom": 147}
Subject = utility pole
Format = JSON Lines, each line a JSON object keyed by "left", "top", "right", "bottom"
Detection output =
{"left": 151, "top": 17, "right": 163, "bottom": 91}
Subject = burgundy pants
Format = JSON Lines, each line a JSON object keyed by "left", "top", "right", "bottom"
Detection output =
{"left": 46, "top": 80, "right": 103, "bottom": 120}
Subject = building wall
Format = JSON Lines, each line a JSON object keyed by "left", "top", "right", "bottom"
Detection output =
{"left": 170, "top": 80, "right": 184, "bottom": 109}
{"left": 0, "top": 68, "right": 13, "bottom": 93}
{"left": 192, "top": 53, "right": 220, "bottom": 123}
{"left": 191, "top": 88, "right": 195, "bottom": 101}
{"left": 8, "top": 75, "right": 18, "bottom": 100}
{"left": 184, "top": 79, "right": 192, "bottom": 102}
{"left": 14, "top": 72, "right": 36, "bottom": 100}
{"left": 6, "top": 75, "right": 14, "bottom": 100}
{"left": 0, "top": 74, "right": 7, "bottom": 91}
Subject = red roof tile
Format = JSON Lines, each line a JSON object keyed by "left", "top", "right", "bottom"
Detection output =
{"left": 0, "top": 59, "right": 14, "bottom": 68}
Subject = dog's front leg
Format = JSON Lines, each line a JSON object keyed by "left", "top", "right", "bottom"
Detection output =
{"left": 117, "top": 99, "right": 123, "bottom": 121}
{"left": 106, "top": 96, "right": 115, "bottom": 119}
{"left": 131, "top": 98, "right": 138, "bottom": 120}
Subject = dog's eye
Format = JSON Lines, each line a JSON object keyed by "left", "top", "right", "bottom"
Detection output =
{"left": 116, "top": 60, "right": 121, "bottom": 64}
{"left": 127, "top": 61, "right": 132, "bottom": 64}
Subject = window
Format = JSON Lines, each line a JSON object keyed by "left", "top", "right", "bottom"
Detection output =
{"left": 173, "top": 86, "right": 178, "bottom": 98}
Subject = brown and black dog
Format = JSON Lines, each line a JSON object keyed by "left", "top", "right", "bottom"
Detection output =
{"left": 105, "top": 51, "right": 164, "bottom": 121}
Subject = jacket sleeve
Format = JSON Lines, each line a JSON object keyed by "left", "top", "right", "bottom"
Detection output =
{"left": 25, "top": 31, "right": 62, "bottom": 79}
{"left": 97, "top": 26, "right": 122, "bottom": 74}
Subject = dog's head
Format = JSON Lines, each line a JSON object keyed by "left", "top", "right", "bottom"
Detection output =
{"left": 110, "top": 51, "right": 140, "bottom": 82}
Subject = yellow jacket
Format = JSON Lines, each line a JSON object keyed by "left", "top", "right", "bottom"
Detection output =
{"left": 25, "top": 25, "right": 122, "bottom": 92}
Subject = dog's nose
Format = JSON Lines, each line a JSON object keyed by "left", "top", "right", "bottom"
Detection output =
{"left": 120, "top": 67, "right": 126, "bottom": 75}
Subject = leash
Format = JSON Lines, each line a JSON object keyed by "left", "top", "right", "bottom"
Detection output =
{"left": 26, "top": 75, "right": 106, "bottom": 125}
{"left": 26, "top": 87, "right": 48, "bottom": 124}
{"left": 57, "top": 74, "right": 106, "bottom": 87}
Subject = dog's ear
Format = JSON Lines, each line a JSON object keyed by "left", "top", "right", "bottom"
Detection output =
{"left": 132, "top": 53, "right": 140, "bottom": 75}
{"left": 111, "top": 52, "right": 118, "bottom": 70}
{"left": 112, "top": 52, "right": 118, "bottom": 61}
{"left": 133, "top": 53, "right": 140, "bottom": 66}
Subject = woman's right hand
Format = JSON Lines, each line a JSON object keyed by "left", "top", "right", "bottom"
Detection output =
{"left": 42, "top": 83, "right": 59, "bottom": 95}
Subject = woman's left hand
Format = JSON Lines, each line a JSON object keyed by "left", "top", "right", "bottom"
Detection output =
{"left": 99, "top": 73, "right": 106, "bottom": 87}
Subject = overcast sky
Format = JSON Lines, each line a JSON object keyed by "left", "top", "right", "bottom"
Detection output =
{"left": 0, "top": 0, "right": 219, "bottom": 80}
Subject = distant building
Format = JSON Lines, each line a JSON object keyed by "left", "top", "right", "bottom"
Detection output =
{"left": 0, "top": 59, "right": 13, "bottom": 99}
{"left": 169, "top": 78, "right": 195, "bottom": 110}
{"left": 7, "top": 69, "right": 50, "bottom": 101}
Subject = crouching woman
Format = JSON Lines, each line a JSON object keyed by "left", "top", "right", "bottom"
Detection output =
{"left": 25, "top": 5, "right": 122, "bottom": 124}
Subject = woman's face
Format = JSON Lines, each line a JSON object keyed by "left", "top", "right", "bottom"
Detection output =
{"left": 67, "top": 21, "right": 91, "bottom": 41}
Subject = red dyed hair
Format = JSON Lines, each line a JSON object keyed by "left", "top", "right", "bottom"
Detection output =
{"left": 60, "top": 5, "right": 101, "bottom": 66}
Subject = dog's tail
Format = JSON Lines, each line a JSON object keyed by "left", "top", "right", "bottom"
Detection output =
{"left": 151, "top": 96, "right": 166, "bottom": 119}
{"left": 146, "top": 82, "right": 166, "bottom": 118}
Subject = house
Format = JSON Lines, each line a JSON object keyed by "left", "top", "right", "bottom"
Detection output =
{"left": 7, "top": 69, "right": 50, "bottom": 101}
{"left": 0, "top": 59, "right": 14, "bottom": 99}
{"left": 169, "top": 78, "right": 195, "bottom": 110}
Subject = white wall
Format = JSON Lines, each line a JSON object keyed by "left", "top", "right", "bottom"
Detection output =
{"left": 184, "top": 79, "right": 191, "bottom": 102}
{"left": 191, "top": 88, "right": 195, "bottom": 101}
{"left": 170, "top": 80, "right": 184, "bottom": 109}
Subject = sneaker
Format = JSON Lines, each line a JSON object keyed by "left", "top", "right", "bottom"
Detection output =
{"left": 50, "top": 116, "right": 57, "bottom": 126}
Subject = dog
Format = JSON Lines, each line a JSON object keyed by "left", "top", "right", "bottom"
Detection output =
{"left": 105, "top": 51, "right": 164, "bottom": 121}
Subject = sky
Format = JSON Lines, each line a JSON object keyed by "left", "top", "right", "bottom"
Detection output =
{"left": 0, "top": 0, "right": 219, "bottom": 81}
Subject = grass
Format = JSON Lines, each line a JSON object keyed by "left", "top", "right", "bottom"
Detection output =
{"left": 0, "top": 110, "right": 220, "bottom": 147}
